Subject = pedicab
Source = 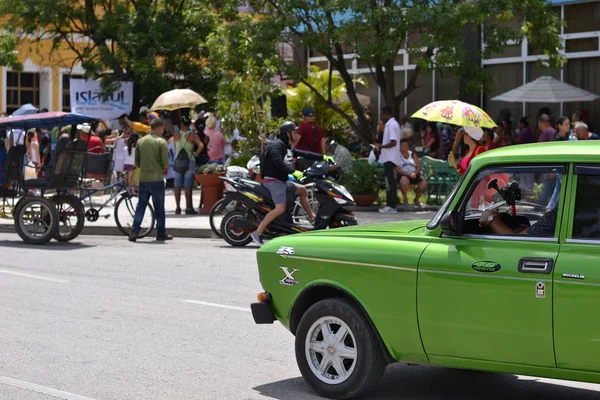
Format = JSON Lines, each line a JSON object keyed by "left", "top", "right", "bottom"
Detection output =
{"left": 0, "top": 111, "right": 99, "bottom": 244}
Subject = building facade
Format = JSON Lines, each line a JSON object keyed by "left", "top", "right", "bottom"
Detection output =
{"left": 306, "top": 0, "right": 600, "bottom": 131}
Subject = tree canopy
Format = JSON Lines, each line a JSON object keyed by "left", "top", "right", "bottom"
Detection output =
{"left": 0, "top": 0, "right": 220, "bottom": 114}
{"left": 232, "top": 0, "right": 565, "bottom": 141}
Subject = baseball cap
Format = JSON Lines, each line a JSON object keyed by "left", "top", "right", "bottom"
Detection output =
{"left": 464, "top": 126, "right": 484, "bottom": 141}
{"left": 76, "top": 123, "right": 91, "bottom": 134}
{"left": 302, "top": 107, "right": 314, "bottom": 117}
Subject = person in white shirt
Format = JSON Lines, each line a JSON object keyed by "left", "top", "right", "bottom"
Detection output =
{"left": 376, "top": 106, "right": 401, "bottom": 214}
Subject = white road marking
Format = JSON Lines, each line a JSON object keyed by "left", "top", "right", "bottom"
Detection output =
{"left": 0, "top": 376, "right": 96, "bottom": 400}
{"left": 182, "top": 300, "right": 251, "bottom": 312}
{"left": 0, "top": 269, "right": 69, "bottom": 283}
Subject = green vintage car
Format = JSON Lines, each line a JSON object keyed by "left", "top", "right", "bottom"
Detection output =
{"left": 252, "top": 141, "right": 600, "bottom": 399}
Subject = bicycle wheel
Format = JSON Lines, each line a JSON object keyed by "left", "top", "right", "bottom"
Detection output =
{"left": 50, "top": 194, "right": 85, "bottom": 242}
{"left": 114, "top": 194, "right": 155, "bottom": 238}
{"left": 209, "top": 198, "right": 242, "bottom": 238}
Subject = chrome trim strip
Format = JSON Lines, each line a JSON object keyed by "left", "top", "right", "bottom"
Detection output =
{"left": 280, "top": 255, "right": 417, "bottom": 272}
{"left": 565, "top": 239, "right": 600, "bottom": 245}
{"left": 419, "top": 269, "right": 544, "bottom": 282}
{"left": 555, "top": 280, "right": 600, "bottom": 288}
{"left": 457, "top": 234, "right": 558, "bottom": 243}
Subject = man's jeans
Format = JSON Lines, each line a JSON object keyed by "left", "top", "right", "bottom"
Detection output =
{"left": 133, "top": 181, "right": 166, "bottom": 236}
{"left": 384, "top": 161, "right": 398, "bottom": 209}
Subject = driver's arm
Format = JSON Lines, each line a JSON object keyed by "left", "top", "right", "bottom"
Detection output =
{"left": 479, "top": 210, "right": 527, "bottom": 235}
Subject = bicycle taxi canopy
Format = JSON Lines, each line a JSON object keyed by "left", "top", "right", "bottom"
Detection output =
{"left": 0, "top": 111, "right": 100, "bottom": 130}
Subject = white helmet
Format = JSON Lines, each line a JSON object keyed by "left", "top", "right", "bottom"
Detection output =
{"left": 247, "top": 155, "right": 261, "bottom": 171}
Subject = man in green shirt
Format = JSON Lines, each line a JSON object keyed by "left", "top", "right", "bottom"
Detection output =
{"left": 129, "top": 118, "right": 172, "bottom": 242}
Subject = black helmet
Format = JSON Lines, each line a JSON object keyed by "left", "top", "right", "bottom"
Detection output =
{"left": 279, "top": 121, "right": 298, "bottom": 137}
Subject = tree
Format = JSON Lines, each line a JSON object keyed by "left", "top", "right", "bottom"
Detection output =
{"left": 286, "top": 66, "right": 364, "bottom": 145}
{"left": 231, "top": 0, "right": 564, "bottom": 142}
{"left": 206, "top": 14, "right": 284, "bottom": 150}
{"left": 0, "top": 0, "right": 220, "bottom": 113}
{"left": 0, "top": 32, "right": 21, "bottom": 71}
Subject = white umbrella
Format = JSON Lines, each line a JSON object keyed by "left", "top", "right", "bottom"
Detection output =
{"left": 151, "top": 89, "right": 208, "bottom": 111}
{"left": 491, "top": 76, "right": 600, "bottom": 103}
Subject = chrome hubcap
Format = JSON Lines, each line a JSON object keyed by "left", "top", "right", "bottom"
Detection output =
{"left": 305, "top": 317, "right": 357, "bottom": 385}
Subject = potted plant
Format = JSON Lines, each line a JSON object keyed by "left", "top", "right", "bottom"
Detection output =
{"left": 195, "top": 163, "right": 226, "bottom": 213}
{"left": 341, "top": 161, "right": 380, "bottom": 207}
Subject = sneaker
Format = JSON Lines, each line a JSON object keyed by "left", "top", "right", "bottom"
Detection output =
{"left": 250, "top": 231, "right": 265, "bottom": 247}
{"left": 185, "top": 208, "right": 198, "bottom": 215}
{"left": 379, "top": 206, "right": 398, "bottom": 214}
{"left": 129, "top": 231, "right": 139, "bottom": 242}
{"left": 156, "top": 234, "right": 174, "bottom": 241}
{"left": 175, "top": 208, "right": 181, "bottom": 215}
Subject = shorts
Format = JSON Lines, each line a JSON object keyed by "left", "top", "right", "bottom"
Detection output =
{"left": 174, "top": 158, "right": 196, "bottom": 188}
{"left": 124, "top": 164, "right": 135, "bottom": 172}
{"left": 400, "top": 174, "right": 423, "bottom": 185}
{"left": 209, "top": 158, "right": 224, "bottom": 165}
{"left": 263, "top": 180, "right": 298, "bottom": 205}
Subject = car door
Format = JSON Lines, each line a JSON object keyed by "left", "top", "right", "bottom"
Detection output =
{"left": 554, "top": 165, "right": 600, "bottom": 371}
{"left": 418, "top": 164, "right": 566, "bottom": 367}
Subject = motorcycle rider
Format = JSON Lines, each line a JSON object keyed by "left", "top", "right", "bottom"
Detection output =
{"left": 251, "top": 121, "right": 334, "bottom": 246}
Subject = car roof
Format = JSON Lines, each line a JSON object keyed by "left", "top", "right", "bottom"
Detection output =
{"left": 471, "top": 141, "right": 600, "bottom": 169}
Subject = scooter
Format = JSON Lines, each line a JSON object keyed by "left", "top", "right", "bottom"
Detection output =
{"left": 219, "top": 161, "right": 357, "bottom": 246}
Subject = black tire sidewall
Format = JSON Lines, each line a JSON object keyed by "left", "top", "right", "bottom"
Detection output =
{"left": 15, "top": 197, "right": 59, "bottom": 245}
{"left": 295, "top": 298, "right": 385, "bottom": 399}
{"left": 51, "top": 194, "right": 85, "bottom": 242}
{"left": 220, "top": 210, "right": 251, "bottom": 246}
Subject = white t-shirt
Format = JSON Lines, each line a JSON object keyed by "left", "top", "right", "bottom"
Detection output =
{"left": 124, "top": 147, "right": 135, "bottom": 166}
{"left": 7, "top": 129, "right": 25, "bottom": 146}
{"left": 379, "top": 118, "right": 401, "bottom": 166}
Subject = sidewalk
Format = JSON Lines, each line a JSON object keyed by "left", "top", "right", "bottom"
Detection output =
{"left": 1, "top": 190, "right": 438, "bottom": 239}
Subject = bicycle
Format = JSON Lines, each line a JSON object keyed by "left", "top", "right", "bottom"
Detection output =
{"left": 75, "top": 175, "right": 155, "bottom": 238}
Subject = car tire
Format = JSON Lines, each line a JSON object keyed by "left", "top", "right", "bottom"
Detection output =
{"left": 295, "top": 298, "right": 386, "bottom": 399}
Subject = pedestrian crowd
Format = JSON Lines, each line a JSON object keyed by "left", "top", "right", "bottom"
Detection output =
{"left": 372, "top": 108, "right": 597, "bottom": 214}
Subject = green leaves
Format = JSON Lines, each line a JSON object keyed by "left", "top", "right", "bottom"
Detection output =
{"left": 0, "top": 0, "right": 220, "bottom": 109}
{"left": 0, "top": 32, "right": 21, "bottom": 71}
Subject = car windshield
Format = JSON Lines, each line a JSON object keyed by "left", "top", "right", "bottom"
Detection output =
{"left": 427, "top": 166, "right": 469, "bottom": 229}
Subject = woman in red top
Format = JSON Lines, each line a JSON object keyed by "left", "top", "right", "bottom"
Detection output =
{"left": 455, "top": 126, "right": 486, "bottom": 176}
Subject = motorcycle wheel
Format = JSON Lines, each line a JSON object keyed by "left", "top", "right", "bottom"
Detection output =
{"left": 209, "top": 198, "right": 243, "bottom": 238}
{"left": 329, "top": 212, "right": 358, "bottom": 228}
{"left": 220, "top": 210, "right": 253, "bottom": 247}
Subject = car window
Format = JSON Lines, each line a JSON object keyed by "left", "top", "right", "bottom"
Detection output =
{"left": 460, "top": 165, "right": 565, "bottom": 237}
{"left": 572, "top": 173, "right": 600, "bottom": 239}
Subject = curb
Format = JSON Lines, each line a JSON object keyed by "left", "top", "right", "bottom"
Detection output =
{"left": 0, "top": 224, "right": 218, "bottom": 239}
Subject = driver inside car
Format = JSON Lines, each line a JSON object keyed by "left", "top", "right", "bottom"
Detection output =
{"left": 250, "top": 121, "right": 334, "bottom": 247}
{"left": 479, "top": 207, "right": 558, "bottom": 237}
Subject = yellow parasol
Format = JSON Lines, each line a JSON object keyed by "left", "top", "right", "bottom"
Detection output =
{"left": 411, "top": 100, "right": 497, "bottom": 129}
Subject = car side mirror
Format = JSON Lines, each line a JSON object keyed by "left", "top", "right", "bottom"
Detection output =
{"left": 440, "top": 210, "right": 458, "bottom": 235}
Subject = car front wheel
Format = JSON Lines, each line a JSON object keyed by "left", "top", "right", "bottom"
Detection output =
{"left": 295, "top": 298, "right": 386, "bottom": 399}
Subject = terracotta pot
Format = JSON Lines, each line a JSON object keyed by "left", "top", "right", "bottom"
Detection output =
{"left": 195, "top": 173, "right": 225, "bottom": 214}
{"left": 194, "top": 172, "right": 225, "bottom": 187}
{"left": 353, "top": 193, "right": 378, "bottom": 207}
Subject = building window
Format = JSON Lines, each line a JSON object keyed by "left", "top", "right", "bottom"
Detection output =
{"left": 6, "top": 72, "right": 40, "bottom": 115}
{"left": 62, "top": 75, "right": 83, "bottom": 112}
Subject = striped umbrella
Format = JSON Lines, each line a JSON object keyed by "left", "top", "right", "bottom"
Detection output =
{"left": 491, "top": 76, "right": 599, "bottom": 103}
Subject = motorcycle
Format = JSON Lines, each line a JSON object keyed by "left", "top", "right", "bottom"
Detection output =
{"left": 219, "top": 161, "right": 357, "bottom": 247}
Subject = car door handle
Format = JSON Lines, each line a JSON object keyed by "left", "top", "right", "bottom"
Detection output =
{"left": 518, "top": 258, "right": 554, "bottom": 274}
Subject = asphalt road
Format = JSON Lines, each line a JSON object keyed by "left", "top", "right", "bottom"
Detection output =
{"left": 1, "top": 234, "right": 600, "bottom": 400}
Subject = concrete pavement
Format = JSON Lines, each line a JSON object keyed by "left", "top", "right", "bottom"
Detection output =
{"left": 0, "top": 189, "right": 438, "bottom": 238}
{"left": 1, "top": 234, "right": 600, "bottom": 399}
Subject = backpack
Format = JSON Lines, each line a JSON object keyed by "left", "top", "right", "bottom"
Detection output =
{"left": 259, "top": 143, "right": 272, "bottom": 179}
{"left": 174, "top": 133, "right": 190, "bottom": 173}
